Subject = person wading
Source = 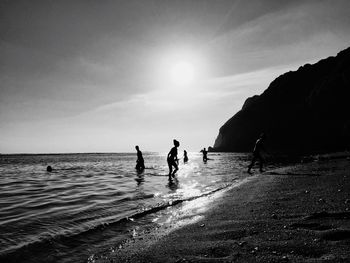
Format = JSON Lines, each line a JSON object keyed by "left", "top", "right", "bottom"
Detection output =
{"left": 167, "top": 139, "right": 180, "bottom": 177}
{"left": 135, "top": 145, "right": 145, "bottom": 171}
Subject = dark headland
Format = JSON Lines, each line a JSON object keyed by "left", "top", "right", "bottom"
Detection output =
{"left": 212, "top": 47, "right": 350, "bottom": 155}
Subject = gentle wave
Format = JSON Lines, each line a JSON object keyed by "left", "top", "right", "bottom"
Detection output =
{"left": 1, "top": 182, "right": 232, "bottom": 258}
{"left": 0, "top": 152, "right": 257, "bottom": 262}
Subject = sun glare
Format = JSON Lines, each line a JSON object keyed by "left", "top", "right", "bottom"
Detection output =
{"left": 170, "top": 61, "right": 195, "bottom": 86}
{"left": 156, "top": 49, "right": 204, "bottom": 89}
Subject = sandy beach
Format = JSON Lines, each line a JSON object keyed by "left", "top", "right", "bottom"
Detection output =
{"left": 106, "top": 156, "right": 350, "bottom": 263}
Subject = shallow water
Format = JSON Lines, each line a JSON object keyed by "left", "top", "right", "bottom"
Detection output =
{"left": 0, "top": 152, "right": 260, "bottom": 262}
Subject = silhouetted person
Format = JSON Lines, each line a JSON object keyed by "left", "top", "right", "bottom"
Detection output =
{"left": 183, "top": 150, "right": 188, "bottom": 163}
{"left": 46, "top": 166, "right": 52, "bottom": 172}
{"left": 167, "top": 139, "right": 180, "bottom": 177}
{"left": 135, "top": 145, "right": 145, "bottom": 171}
{"left": 202, "top": 148, "right": 208, "bottom": 162}
{"left": 248, "top": 133, "right": 266, "bottom": 173}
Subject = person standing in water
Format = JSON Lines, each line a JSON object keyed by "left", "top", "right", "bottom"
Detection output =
{"left": 135, "top": 145, "right": 145, "bottom": 171}
{"left": 202, "top": 148, "right": 208, "bottom": 162}
{"left": 184, "top": 150, "right": 188, "bottom": 163}
{"left": 183, "top": 150, "right": 188, "bottom": 163}
{"left": 167, "top": 139, "right": 180, "bottom": 177}
{"left": 247, "top": 133, "right": 266, "bottom": 174}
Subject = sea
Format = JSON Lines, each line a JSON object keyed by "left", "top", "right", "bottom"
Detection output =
{"left": 0, "top": 152, "right": 269, "bottom": 262}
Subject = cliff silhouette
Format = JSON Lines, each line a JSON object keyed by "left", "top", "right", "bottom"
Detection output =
{"left": 213, "top": 47, "right": 350, "bottom": 154}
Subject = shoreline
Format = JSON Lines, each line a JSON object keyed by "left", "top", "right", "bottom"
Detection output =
{"left": 102, "top": 157, "right": 350, "bottom": 262}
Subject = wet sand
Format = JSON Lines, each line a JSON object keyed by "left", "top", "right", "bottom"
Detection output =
{"left": 107, "top": 157, "right": 350, "bottom": 262}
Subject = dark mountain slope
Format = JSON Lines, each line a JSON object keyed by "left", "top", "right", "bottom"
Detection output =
{"left": 213, "top": 47, "right": 350, "bottom": 154}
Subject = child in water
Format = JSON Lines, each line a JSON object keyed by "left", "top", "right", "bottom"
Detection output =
{"left": 167, "top": 139, "right": 180, "bottom": 177}
{"left": 183, "top": 150, "right": 188, "bottom": 163}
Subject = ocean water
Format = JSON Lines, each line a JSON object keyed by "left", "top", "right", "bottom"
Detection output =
{"left": 0, "top": 152, "right": 257, "bottom": 262}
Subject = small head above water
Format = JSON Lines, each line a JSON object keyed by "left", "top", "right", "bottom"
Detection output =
{"left": 46, "top": 166, "right": 52, "bottom": 172}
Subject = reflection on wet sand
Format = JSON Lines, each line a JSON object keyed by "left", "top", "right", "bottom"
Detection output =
{"left": 167, "top": 177, "right": 179, "bottom": 191}
{"left": 135, "top": 171, "right": 145, "bottom": 186}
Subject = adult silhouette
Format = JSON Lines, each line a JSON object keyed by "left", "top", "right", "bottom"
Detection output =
{"left": 202, "top": 148, "right": 208, "bottom": 162}
{"left": 167, "top": 139, "right": 180, "bottom": 177}
{"left": 135, "top": 145, "right": 145, "bottom": 171}
{"left": 247, "top": 133, "right": 266, "bottom": 173}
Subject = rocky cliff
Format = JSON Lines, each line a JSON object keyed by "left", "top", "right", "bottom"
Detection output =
{"left": 213, "top": 47, "right": 350, "bottom": 154}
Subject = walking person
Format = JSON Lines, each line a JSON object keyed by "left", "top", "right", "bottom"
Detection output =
{"left": 247, "top": 133, "right": 266, "bottom": 174}
{"left": 167, "top": 139, "right": 180, "bottom": 177}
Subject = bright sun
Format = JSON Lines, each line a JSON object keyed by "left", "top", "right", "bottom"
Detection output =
{"left": 156, "top": 49, "right": 204, "bottom": 89}
{"left": 169, "top": 61, "right": 195, "bottom": 86}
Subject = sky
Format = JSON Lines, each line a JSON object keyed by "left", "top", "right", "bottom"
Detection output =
{"left": 1, "top": 0, "right": 350, "bottom": 153}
